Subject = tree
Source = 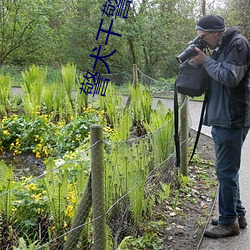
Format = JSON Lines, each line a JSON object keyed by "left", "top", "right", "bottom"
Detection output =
{"left": 0, "top": 0, "right": 51, "bottom": 65}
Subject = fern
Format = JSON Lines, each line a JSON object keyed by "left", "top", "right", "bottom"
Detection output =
{"left": 0, "top": 160, "right": 14, "bottom": 221}
{"left": 43, "top": 159, "right": 68, "bottom": 228}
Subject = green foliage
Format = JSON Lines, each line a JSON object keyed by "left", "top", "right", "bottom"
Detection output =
{"left": 117, "top": 233, "right": 163, "bottom": 250}
{"left": 43, "top": 159, "right": 68, "bottom": 230}
{"left": 105, "top": 136, "right": 153, "bottom": 228}
{"left": 158, "top": 182, "right": 171, "bottom": 203}
{"left": 129, "top": 83, "right": 153, "bottom": 126}
{"left": 0, "top": 0, "right": 50, "bottom": 64}
{"left": 0, "top": 73, "right": 12, "bottom": 116}
{"left": 0, "top": 108, "right": 102, "bottom": 157}
{"left": 13, "top": 235, "right": 46, "bottom": 250}
{"left": 43, "top": 85, "right": 55, "bottom": 113}
{"left": 0, "top": 161, "right": 14, "bottom": 222}
{"left": 12, "top": 177, "right": 48, "bottom": 240}
{"left": 21, "top": 65, "right": 47, "bottom": 118}
{"left": 145, "top": 100, "right": 175, "bottom": 163}
{"left": 61, "top": 62, "right": 76, "bottom": 100}
{"left": 0, "top": 78, "right": 179, "bottom": 247}
{"left": 99, "top": 83, "right": 123, "bottom": 128}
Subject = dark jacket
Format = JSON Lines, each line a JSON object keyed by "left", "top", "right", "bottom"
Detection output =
{"left": 203, "top": 26, "right": 250, "bottom": 128}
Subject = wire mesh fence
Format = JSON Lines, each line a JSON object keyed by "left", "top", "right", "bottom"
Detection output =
{"left": 0, "top": 64, "right": 191, "bottom": 249}
{"left": 0, "top": 117, "right": 188, "bottom": 249}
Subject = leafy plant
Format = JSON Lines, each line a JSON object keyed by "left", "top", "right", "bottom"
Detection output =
{"left": 0, "top": 161, "right": 15, "bottom": 222}
{"left": 60, "top": 63, "right": 76, "bottom": 102}
{"left": 99, "top": 83, "right": 122, "bottom": 128}
{"left": 13, "top": 236, "right": 43, "bottom": 250}
{"left": 117, "top": 233, "right": 163, "bottom": 250}
{"left": 129, "top": 83, "right": 153, "bottom": 129}
{"left": 21, "top": 65, "right": 47, "bottom": 118}
{"left": 0, "top": 73, "right": 12, "bottom": 117}
{"left": 145, "top": 100, "right": 174, "bottom": 164}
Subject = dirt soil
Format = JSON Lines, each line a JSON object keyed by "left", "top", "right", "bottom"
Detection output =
{"left": 158, "top": 130, "right": 217, "bottom": 250}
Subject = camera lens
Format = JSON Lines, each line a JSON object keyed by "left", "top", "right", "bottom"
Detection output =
{"left": 176, "top": 44, "right": 198, "bottom": 63}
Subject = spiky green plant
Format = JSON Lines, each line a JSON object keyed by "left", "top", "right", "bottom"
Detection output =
{"left": 0, "top": 161, "right": 14, "bottom": 222}
{"left": 21, "top": 65, "right": 47, "bottom": 118}
{"left": 129, "top": 84, "right": 153, "bottom": 126}
{"left": 43, "top": 84, "right": 55, "bottom": 114}
{"left": 43, "top": 159, "right": 68, "bottom": 230}
{"left": 60, "top": 63, "right": 76, "bottom": 102}
{"left": 0, "top": 73, "right": 12, "bottom": 116}
{"left": 105, "top": 137, "right": 153, "bottom": 226}
{"left": 99, "top": 83, "right": 122, "bottom": 128}
{"left": 75, "top": 74, "right": 89, "bottom": 116}
{"left": 144, "top": 100, "right": 174, "bottom": 163}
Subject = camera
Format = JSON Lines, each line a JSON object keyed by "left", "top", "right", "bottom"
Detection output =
{"left": 176, "top": 36, "right": 208, "bottom": 64}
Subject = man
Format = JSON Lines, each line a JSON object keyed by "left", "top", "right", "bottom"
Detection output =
{"left": 192, "top": 15, "right": 250, "bottom": 238}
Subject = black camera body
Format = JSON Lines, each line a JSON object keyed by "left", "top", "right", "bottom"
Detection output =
{"left": 176, "top": 36, "right": 208, "bottom": 63}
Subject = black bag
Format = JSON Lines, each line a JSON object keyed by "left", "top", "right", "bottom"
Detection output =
{"left": 175, "top": 58, "right": 209, "bottom": 97}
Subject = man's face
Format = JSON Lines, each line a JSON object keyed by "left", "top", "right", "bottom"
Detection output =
{"left": 196, "top": 30, "right": 222, "bottom": 49}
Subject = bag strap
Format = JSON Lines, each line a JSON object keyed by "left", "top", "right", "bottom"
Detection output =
{"left": 174, "top": 80, "right": 180, "bottom": 168}
{"left": 188, "top": 91, "right": 208, "bottom": 164}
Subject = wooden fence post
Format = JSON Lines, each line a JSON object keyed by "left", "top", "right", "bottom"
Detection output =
{"left": 91, "top": 124, "right": 106, "bottom": 250}
{"left": 133, "top": 64, "right": 138, "bottom": 86}
{"left": 180, "top": 94, "right": 188, "bottom": 176}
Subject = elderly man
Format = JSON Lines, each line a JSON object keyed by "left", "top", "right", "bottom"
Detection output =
{"left": 192, "top": 15, "right": 250, "bottom": 238}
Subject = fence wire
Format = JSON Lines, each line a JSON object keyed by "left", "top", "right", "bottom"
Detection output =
{"left": 0, "top": 66, "right": 192, "bottom": 249}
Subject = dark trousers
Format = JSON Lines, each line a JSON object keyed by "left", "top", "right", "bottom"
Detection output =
{"left": 211, "top": 126, "right": 249, "bottom": 225}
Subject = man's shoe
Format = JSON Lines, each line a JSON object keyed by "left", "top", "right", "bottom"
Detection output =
{"left": 211, "top": 214, "right": 247, "bottom": 229}
{"left": 204, "top": 222, "right": 240, "bottom": 238}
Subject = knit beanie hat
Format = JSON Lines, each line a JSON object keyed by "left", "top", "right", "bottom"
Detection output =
{"left": 195, "top": 15, "right": 225, "bottom": 32}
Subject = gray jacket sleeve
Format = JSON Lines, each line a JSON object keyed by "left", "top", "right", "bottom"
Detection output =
{"left": 203, "top": 39, "right": 250, "bottom": 87}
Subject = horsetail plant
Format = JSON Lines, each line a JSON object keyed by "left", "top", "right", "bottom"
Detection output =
{"left": 43, "top": 159, "right": 69, "bottom": 236}
{"left": 0, "top": 161, "right": 14, "bottom": 223}
{"left": 129, "top": 84, "right": 153, "bottom": 134}
{"left": 0, "top": 73, "right": 12, "bottom": 117}
{"left": 145, "top": 100, "right": 175, "bottom": 164}
{"left": 60, "top": 63, "right": 76, "bottom": 103}
{"left": 21, "top": 65, "right": 47, "bottom": 118}
{"left": 99, "top": 83, "right": 122, "bottom": 128}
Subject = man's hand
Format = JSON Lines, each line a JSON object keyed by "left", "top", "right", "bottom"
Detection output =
{"left": 192, "top": 47, "right": 207, "bottom": 64}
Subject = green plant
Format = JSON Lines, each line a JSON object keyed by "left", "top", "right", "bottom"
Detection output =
{"left": 0, "top": 73, "right": 12, "bottom": 117}
{"left": 178, "top": 173, "right": 191, "bottom": 189}
{"left": 145, "top": 100, "right": 174, "bottom": 164}
{"left": 129, "top": 83, "right": 153, "bottom": 128}
{"left": 99, "top": 83, "right": 123, "bottom": 128}
{"left": 172, "top": 190, "right": 180, "bottom": 210}
{"left": 12, "top": 177, "right": 49, "bottom": 241}
{"left": 13, "top": 237, "right": 40, "bottom": 250}
{"left": 60, "top": 63, "right": 76, "bottom": 102}
{"left": 157, "top": 182, "right": 171, "bottom": 204}
{"left": 117, "top": 233, "right": 163, "bottom": 250}
{"left": 75, "top": 74, "right": 89, "bottom": 116}
{"left": 43, "top": 84, "right": 55, "bottom": 114}
{"left": 0, "top": 161, "right": 15, "bottom": 222}
{"left": 21, "top": 65, "right": 47, "bottom": 118}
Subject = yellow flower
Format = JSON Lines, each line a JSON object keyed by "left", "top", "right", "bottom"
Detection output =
{"left": 26, "top": 183, "right": 37, "bottom": 191}
{"left": 32, "top": 193, "right": 42, "bottom": 201}
{"left": 3, "top": 130, "right": 10, "bottom": 135}
{"left": 71, "top": 195, "right": 76, "bottom": 204}
{"left": 65, "top": 205, "right": 74, "bottom": 218}
{"left": 36, "top": 152, "right": 41, "bottom": 159}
